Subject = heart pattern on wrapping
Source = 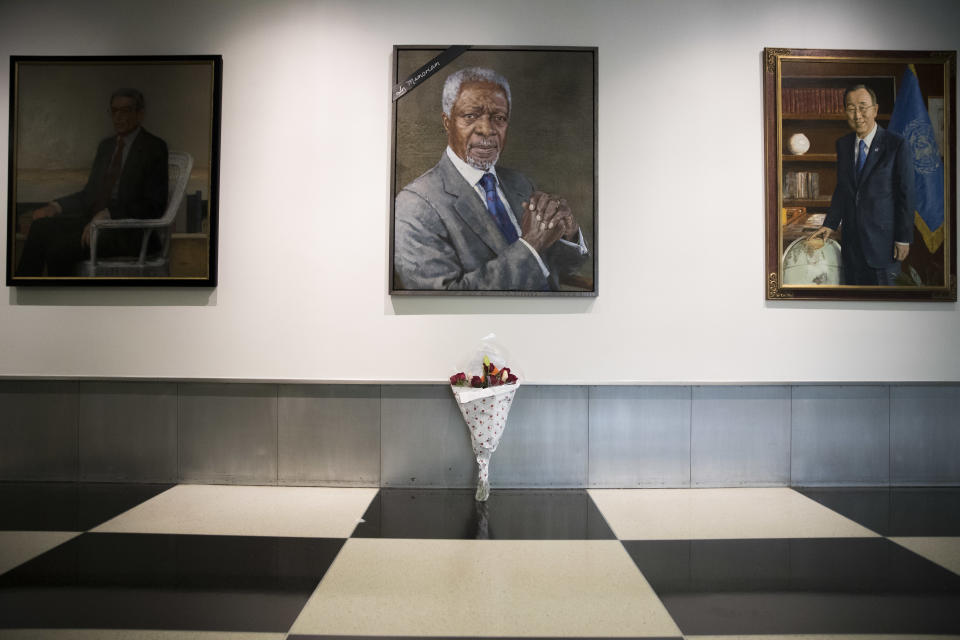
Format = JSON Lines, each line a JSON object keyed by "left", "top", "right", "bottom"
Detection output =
{"left": 453, "top": 387, "right": 517, "bottom": 499}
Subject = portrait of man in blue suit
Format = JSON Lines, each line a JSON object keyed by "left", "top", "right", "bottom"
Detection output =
{"left": 810, "top": 84, "right": 915, "bottom": 285}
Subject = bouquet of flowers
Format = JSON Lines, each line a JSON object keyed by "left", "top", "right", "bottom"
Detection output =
{"left": 450, "top": 338, "right": 520, "bottom": 501}
{"left": 450, "top": 355, "right": 518, "bottom": 389}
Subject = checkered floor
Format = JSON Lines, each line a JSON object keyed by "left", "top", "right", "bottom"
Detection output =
{"left": 1, "top": 483, "right": 959, "bottom": 639}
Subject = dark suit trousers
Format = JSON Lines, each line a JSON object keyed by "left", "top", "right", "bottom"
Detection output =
{"left": 841, "top": 234, "right": 901, "bottom": 285}
{"left": 16, "top": 216, "right": 146, "bottom": 276}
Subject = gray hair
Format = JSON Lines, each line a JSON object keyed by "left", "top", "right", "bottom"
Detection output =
{"left": 441, "top": 67, "right": 511, "bottom": 117}
{"left": 110, "top": 88, "right": 145, "bottom": 111}
{"left": 843, "top": 84, "right": 877, "bottom": 107}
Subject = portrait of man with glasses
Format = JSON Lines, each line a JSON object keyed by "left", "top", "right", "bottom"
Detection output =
{"left": 15, "top": 88, "right": 168, "bottom": 277}
{"left": 810, "top": 84, "right": 915, "bottom": 285}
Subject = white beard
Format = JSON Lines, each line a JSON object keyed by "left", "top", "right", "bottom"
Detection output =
{"left": 465, "top": 151, "right": 499, "bottom": 171}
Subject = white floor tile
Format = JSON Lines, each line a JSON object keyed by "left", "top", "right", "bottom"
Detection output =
{"left": 92, "top": 484, "right": 377, "bottom": 538}
{"left": 890, "top": 536, "right": 960, "bottom": 576}
{"left": 0, "top": 531, "right": 78, "bottom": 576}
{"left": 589, "top": 487, "right": 879, "bottom": 540}
{"left": 291, "top": 538, "right": 680, "bottom": 637}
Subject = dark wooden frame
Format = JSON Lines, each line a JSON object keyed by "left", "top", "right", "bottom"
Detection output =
{"left": 763, "top": 48, "right": 956, "bottom": 301}
{"left": 6, "top": 55, "right": 222, "bottom": 287}
{"left": 389, "top": 45, "right": 598, "bottom": 296}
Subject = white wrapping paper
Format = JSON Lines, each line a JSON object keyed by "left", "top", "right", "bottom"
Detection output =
{"left": 452, "top": 381, "right": 519, "bottom": 501}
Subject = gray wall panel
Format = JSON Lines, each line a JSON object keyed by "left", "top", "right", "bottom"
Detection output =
{"left": 78, "top": 381, "right": 178, "bottom": 482}
{"left": 278, "top": 384, "right": 380, "bottom": 486}
{"left": 589, "top": 385, "right": 691, "bottom": 487}
{"left": 0, "top": 381, "right": 79, "bottom": 481}
{"left": 791, "top": 385, "right": 890, "bottom": 486}
{"left": 891, "top": 385, "right": 960, "bottom": 485}
{"left": 691, "top": 386, "right": 791, "bottom": 487}
{"left": 494, "top": 385, "right": 588, "bottom": 487}
{"left": 380, "top": 385, "right": 474, "bottom": 487}
{"left": 2, "top": 379, "right": 958, "bottom": 487}
{"left": 178, "top": 383, "right": 278, "bottom": 484}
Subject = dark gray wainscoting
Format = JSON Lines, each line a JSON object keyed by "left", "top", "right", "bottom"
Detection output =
{"left": 1, "top": 381, "right": 957, "bottom": 487}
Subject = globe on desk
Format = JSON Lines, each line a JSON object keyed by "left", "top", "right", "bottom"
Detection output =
{"left": 782, "top": 236, "right": 842, "bottom": 285}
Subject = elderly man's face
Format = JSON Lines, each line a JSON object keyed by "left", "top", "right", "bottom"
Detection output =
{"left": 844, "top": 88, "right": 878, "bottom": 138}
{"left": 442, "top": 81, "right": 509, "bottom": 171}
{"left": 110, "top": 96, "right": 143, "bottom": 136}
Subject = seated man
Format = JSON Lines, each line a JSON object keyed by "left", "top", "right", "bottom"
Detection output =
{"left": 16, "top": 88, "right": 168, "bottom": 277}
{"left": 393, "top": 67, "right": 588, "bottom": 291}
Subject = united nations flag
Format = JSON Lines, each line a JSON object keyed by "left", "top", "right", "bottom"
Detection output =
{"left": 888, "top": 65, "right": 946, "bottom": 253}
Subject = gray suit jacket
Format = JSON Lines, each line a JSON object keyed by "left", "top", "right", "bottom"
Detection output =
{"left": 393, "top": 153, "right": 586, "bottom": 291}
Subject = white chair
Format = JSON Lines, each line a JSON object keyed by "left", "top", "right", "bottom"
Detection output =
{"left": 77, "top": 151, "right": 193, "bottom": 277}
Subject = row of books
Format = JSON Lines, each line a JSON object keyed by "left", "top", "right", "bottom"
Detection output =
{"left": 784, "top": 170, "right": 821, "bottom": 200}
{"left": 782, "top": 87, "right": 846, "bottom": 115}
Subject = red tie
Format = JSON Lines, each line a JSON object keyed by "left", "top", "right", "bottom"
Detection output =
{"left": 93, "top": 136, "right": 125, "bottom": 213}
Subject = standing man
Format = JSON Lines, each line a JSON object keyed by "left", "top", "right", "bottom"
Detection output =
{"left": 16, "top": 88, "right": 168, "bottom": 277}
{"left": 393, "top": 67, "right": 588, "bottom": 291}
{"left": 810, "top": 84, "right": 914, "bottom": 285}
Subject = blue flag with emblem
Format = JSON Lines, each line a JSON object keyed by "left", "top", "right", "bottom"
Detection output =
{"left": 888, "top": 65, "right": 945, "bottom": 253}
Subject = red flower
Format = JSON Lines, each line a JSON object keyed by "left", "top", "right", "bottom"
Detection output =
{"left": 451, "top": 355, "right": 517, "bottom": 391}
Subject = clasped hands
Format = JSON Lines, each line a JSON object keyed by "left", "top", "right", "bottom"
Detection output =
{"left": 520, "top": 190, "right": 579, "bottom": 252}
{"left": 809, "top": 226, "right": 910, "bottom": 261}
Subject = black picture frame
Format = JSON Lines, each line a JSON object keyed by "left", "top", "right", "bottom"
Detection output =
{"left": 6, "top": 55, "right": 222, "bottom": 287}
{"left": 389, "top": 45, "right": 598, "bottom": 296}
{"left": 763, "top": 48, "right": 956, "bottom": 301}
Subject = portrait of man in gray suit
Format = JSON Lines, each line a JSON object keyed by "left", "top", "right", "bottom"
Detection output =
{"left": 393, "top": 66, "right": 590, "bottom": 292}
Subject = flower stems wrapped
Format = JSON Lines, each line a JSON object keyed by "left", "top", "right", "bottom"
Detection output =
{"left": 450, "top": 345, "right": 519, "bottom": 502}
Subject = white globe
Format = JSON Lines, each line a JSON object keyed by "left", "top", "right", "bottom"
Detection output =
{"left": 788, "top": 133, "right": 811, "bottom": 155}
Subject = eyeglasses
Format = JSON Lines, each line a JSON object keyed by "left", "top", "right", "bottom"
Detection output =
{"left": 110, "top": 106, "right": 138, "bottom": 116}
{"left": 844, "top": 104, "right": 876, "bottom": 115}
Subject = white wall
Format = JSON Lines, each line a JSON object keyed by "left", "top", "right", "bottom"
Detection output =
{"left": 1, "top": 0, "right": 958, "bottom": 384}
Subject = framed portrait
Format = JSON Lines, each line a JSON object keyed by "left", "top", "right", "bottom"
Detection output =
{"left": 6, "top": 55, "right": 222, "bottom": 287}
{"left": 763, "top": 48, "right": 956, "bottom": 301}
{"left": 389, "top": 45, "right": 597, "bottom": 296}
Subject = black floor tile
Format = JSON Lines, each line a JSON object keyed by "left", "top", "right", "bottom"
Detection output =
{"left": 0, "top": 482, "right": 174, "bottom": 531}
{"left": 623, "top": 537, "right": 960, "bottom": 635}
{"left": 352, "top": 489, "right": 615, "bottom": 539}
{"left": 798, "top": 486, "right": 960, "bottom": 536}
{"left": 289, "top": 637, "right": 681, "bottom": 640}
{"left": 0, "top": 532, "right": 344, "bottom": 631}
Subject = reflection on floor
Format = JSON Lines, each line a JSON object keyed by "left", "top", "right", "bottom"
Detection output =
{"left": 1, "top": 483, "right": 959, "bottom": 639}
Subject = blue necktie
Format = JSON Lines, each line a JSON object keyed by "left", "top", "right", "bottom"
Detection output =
{"left": 479, "top": 173, "right": 519, "bottom": 244}
{"left": 856, "top": 139, "right": 867, "bottom": 176}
